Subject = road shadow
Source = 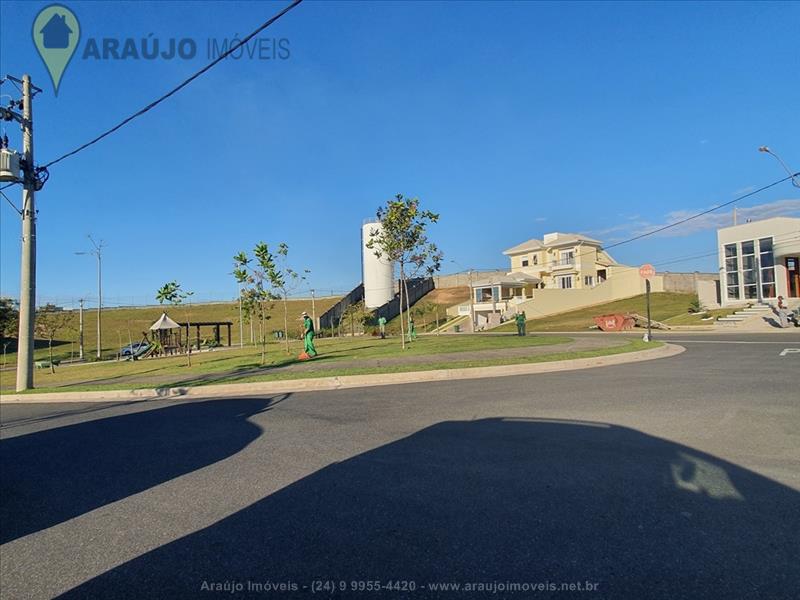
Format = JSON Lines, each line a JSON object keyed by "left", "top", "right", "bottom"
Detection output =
{"left": 0, "top": 395, "right": 289, "bottom": 544}
{"left": 161, "top": 356, "right": 339, "bottom": 389}
{"left": 62, "top": 417, "right": 799, "bottom": 599}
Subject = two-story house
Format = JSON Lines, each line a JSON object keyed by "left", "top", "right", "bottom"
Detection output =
{"left": 461, "top": 232, "right": 624, "bottom": 330}
{"left": 502, "top": 232, "right": 618, "bottom": 289}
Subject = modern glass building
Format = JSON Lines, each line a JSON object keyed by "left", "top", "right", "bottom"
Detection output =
{"left": 718, "top": 217, "right": 800, "bottom": 307}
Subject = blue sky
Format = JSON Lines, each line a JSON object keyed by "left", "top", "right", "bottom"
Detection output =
{"left": 1, "top": 0, "right": 798, "bottom": 307}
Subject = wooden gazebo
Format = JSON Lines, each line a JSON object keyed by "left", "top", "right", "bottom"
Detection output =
{"left": 177, "top": 321, "right": 233, "bottom": 350}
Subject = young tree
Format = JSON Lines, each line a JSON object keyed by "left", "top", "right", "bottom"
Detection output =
{"left": 366, "top": 194, "right": 443, "bottom": 349}
{"left": 0, "top": 297, "right": 19, "bottom": 368}
{"left": 156, "top": 281, "right": 194, "bottom": 366}
{"left": 233, "top": 246, "right": 277, "bottom": 365}
{"left": 339, "top": 301, "right": 373, "bottom": 337}
{"left": 35, "top": 304, "right": 75, "bottom": 374}
{"left": 411, "top": 300, "right": 437, "bottom": 332}
{"left": 268, "top": 243, "right": 310, "bottom": 354}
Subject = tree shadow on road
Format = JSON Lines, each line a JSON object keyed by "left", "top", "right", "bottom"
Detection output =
{"left": 60, "top": 417, "right": 799, "bottom": 599}
{"left": 0, "top": 395, "right": 290, "bottom": 544}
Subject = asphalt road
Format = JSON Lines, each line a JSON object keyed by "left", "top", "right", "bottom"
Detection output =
{"left": 1, "top": 332, "right": 798, "bottom": 599}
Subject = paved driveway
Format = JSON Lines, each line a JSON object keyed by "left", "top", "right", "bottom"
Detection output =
{"left": 1, "top": 332, "right": 798, "bottom": 598}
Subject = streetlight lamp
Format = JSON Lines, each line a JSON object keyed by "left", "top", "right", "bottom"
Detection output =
{"left": 76, "top": 235, "right": 105, "bottom": 359}
{"left": 758, "top": 146, "right": 800, "bottom": 188}
{"left": 310, "top": 289, "right": 317, "bottom": 331}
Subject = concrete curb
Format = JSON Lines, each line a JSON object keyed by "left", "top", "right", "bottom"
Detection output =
{"left": 0, "top": 343, "right": 685, "bottom": 404}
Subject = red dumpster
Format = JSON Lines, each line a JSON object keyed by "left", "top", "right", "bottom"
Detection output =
{"left": 593, "top": 313, "right": 635, "bottom": 332}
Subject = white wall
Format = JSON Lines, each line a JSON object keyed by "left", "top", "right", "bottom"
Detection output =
{"left": 362, "top": 222, "right": 395, "bottom": 309}
{"left": 497, "top": 268, "right": 664, "bottom": 321}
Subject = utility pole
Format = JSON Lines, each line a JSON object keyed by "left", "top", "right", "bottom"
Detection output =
{"left": 78, "top": 298, "right": 84, "bottom": 360}
{"left": 237, "top": 283, "right": 244, "bottom": 348}
{"left": 15, "top": 75, "right": 37, "bottom": 391}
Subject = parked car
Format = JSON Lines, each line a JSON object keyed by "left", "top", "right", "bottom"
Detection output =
{"left": 120, "top": 342, "right": 150, "bottom": 357}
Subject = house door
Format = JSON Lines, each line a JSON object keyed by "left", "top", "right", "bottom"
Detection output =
{"left": 786, "top": 257, "right": 800, "bottom": 298}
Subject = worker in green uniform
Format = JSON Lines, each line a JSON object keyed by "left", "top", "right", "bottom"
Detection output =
{"left": 408, "top": 317, "right": 418, "bottom": 341}
{"left": 378, "top": 315, "right": 387, "bottom": 339}
{"left": 302, "top": 311, "right": 317, "bottom": 357}
{"left": 515, "top": 311, "right": 527, "bottom": 336}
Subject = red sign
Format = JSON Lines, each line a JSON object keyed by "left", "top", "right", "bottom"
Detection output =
{"left": 639, "top": 264, "right": 656, "bottom": 279}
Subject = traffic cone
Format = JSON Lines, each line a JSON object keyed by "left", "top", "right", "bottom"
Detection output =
{"left": 298, "top": 352, "right": 311, "bottom": 361}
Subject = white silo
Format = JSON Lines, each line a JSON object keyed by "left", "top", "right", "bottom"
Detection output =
{"left": 362, "top": 220, "right": 395, "bottom": 309}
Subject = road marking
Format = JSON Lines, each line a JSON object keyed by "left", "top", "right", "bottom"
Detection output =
{"left": 665, "top": 340, "right": 800, "bottom": 345}
{"left": 779, "top": 348, "right": 800, "bottom": 356}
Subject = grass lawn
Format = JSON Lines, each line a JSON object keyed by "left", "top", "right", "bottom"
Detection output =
{"left": 2, "top": 333, "right": 576, "bottom": 393}
{"left": 211, "top": 338, "right": 660, "bottom": 386}
{"left": 0, "top": 296, "right": 341, "bottom": 367}
{"left": 492, "top": 292, "right": 701, "bottom": 332}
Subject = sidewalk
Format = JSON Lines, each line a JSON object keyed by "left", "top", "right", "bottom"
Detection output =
{"left": 0, "top": 342, "right": 684, "bottom": 403}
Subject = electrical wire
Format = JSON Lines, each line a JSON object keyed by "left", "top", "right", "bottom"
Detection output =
{"left": 0, "top": 188, "right": 21, "bottom": 214}
{"left": 503, "top": 173, "right": 800, "bottom": 274}
{"left": 602, "top": 173, "right": 799, "bottom": 251}
{"left": 39, "top": 0, "right": 303, "bottom": 170}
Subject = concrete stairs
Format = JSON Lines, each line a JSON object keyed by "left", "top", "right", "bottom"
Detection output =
{"left": 714, "top": 303, "right": 773, "bottom": 327}
{"left": 430, "top": 314, "right": 470, "bottom": 334}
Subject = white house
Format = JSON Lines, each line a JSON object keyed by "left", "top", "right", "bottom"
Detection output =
{"left": 717, "top": 217, "right": 800, "bottom": 307}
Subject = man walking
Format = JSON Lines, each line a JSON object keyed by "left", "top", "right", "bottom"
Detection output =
{"left": 302, "top": 311, "right": 317, "bottom": 357}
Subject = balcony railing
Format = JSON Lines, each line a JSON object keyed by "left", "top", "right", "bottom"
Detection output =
{"left": 549, "top": 257, "right": 575, "bottom": 269}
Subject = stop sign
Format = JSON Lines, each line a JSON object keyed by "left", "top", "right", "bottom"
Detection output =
{"left": 639, "top": 263, "right": 656, "bottom": 279}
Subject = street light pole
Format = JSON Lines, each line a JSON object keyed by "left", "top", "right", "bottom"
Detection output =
{"left": 237, "top": 282, "right": 244, "bottom": 348}
{"left": 96, "top": 246, "right": 102, "bottom": 359}
{"left": 311, "top": 289, "right": 317, "bottom": 330}
{"left": 451, "top": 260, "right": 476, "bottom": 333}
{"left": 78, "top": 298, "right": 84, "bottom": 360}
{"left": 758, "top": 146, "right": 800, "bottom": 188}
{"left": 76, "top": 236, "right": 105, "bottom": 360}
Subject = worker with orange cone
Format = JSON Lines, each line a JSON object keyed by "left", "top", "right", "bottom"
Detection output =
{"left": 298, "top": 311, "right": 317, "bottom": 360}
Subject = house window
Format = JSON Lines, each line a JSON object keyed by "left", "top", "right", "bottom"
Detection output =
{"left": 584, "top": 275, "right": 593, "bottom": 287}
{"left": 558, "top": 276, "right": 573, "bottom": 289}
{"left": 559, "top": 250, "right": 575, "bottom": 266}
{"left": 759, "top": 237, "right": 775, "bottom": 298}
{"left": 741, "top": 240, "right": 757, "bottom": 299}
{"left": 521, "top": 259, "right": 529, "bottom": 267}
{"left": 532, "top": 255, "right": 538, "bottom": 265}
{"left": 724, "top": 243, "right": 739, "bottom": 300}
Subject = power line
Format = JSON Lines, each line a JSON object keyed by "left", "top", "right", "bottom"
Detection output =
{"left": 40, "top": 0, "right": 303, "bottom": 170}
{"left": 602, "top": 173, "right": 799, "bottom": 251}
{"left": 525, "top": 172, "right": 800, "bottom": 272}
{"left": 0, "top": 189, "right": 21, "bottom": 215}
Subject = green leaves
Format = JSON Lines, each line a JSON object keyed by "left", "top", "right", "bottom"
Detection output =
{"left": 35, "top": 303, "right": 75, "bottom": 340}
{"left": 155, "top": 280, "right": 192, "bottom": 306}
{"left": 232, "top": 242, "right": 310, "bottom": 357}
{"left": 368, "top": 193, "right": 443, "bottom": 278}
